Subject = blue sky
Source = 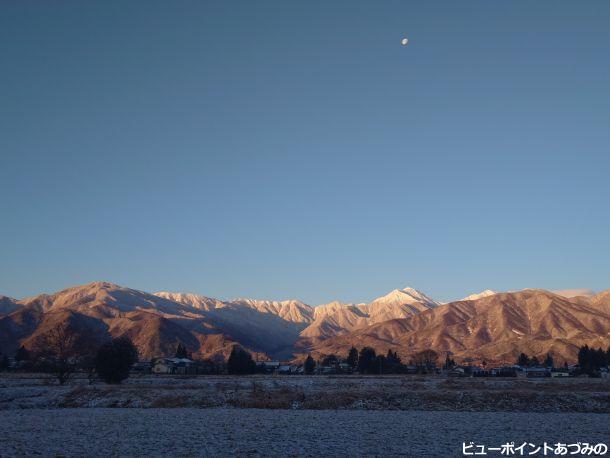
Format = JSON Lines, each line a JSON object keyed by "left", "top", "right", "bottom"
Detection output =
{"left": 1, "top": 1, "right": 609, "bottom": 304}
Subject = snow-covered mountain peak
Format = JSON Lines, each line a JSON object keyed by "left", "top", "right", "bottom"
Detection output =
{"left": 461, "top": 289, "right": 497, "bottom": 301}
{"left": 229, "top": 298, "right": 314, "bottom": 324}
{"left": 154, "top": 292, "right": 223, "bottom": 311}
{"left": 313, "top": 301, "right": 355, "bottom": 319}
{"left": 552, "top": 288, "right": 596, "bottom": 298}
{"left": 370, "top": 286, "right": 439, "bottom": 307}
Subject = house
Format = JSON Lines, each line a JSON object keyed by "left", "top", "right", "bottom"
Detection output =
{"left": 472, "top": 368, "right": 492, "bottom": 377}
{"left": 567, "top": 364, "right": 580, "bottom": 376}
{"left": 255, "top": 361, "right": 281, "bottom": 373}
{"left": 448, "top": 366, "right": 466, "bottom": 377}
{"left": 131, "top": 361, "right": 152, "bottom": 375}
{"left": 152, "top": 359, "right": 172, "bottom": 374}
{"left": 550, "top": 370, "right": 570, "bottom": 378}
{"left": 491, "top": 367, "right": 517, "bottom": 377}
{"left": 512, "top": 366, "right": 527, "bottom": 378}
{"left": 196, "top": 359, "right": 220, "bottom": 375}
{"left": 152, "top": 357, "right": 196, "bottom": 375}
{"left": 600, "top": 367, "right": 610, "bottom": 379}
{"left": 277, "top": 365, "right": 297, "bottom": 375}
{"left": 525, "top": 367, "right": 549, "bottom": 378}
{"left": 316, "top": 365, "right": 336, "bottom": 375}
{"left": 5, "top": 356, "right": 16, "bottom": 369}
{"left": 338, "top": 362, "right": 353, "bottom": 373}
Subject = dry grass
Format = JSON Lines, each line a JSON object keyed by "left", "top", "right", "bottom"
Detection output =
{"left": 3, "top": 374, "right": 609, "bottom": 412}
{"left": 150, "top": 395, "right": 190, "bottom": 408}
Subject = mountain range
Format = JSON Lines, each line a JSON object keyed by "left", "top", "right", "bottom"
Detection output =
{"left": 1, "top": 282, "right": 609, "bottom": 364}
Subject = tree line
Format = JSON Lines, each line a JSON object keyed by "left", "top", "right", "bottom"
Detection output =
{"left": 577, "top": 345, "right": 610, "bottom": 375}
{"left": 515, "top": 352, "right": 556, "bottom": 368}
{"left": 0, "top": 323, "right": 138, "bottom": 385}
{"left": 225, "top": 345, "right": 444, "bottom": 375}
{"left": 515, "top": 346, "right": 610, "bottom": 375}
{"left": 343, "top": 346, "right": 438, "bottom": 375}
{"left": 227, "top": 344, "right": 610, "bottom": 376}
{"left": 5, "top": 333, "right": 608, "bottom": 380}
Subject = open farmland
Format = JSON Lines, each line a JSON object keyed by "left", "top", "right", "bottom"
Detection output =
{"left": 1, "top": 408, "right": 609, "bottom": 457}
{"left": 1, "top": 374, "right": 609, "bottom": 412}
{"left": 1, "top": 375, "right": 609, "bottom": 456}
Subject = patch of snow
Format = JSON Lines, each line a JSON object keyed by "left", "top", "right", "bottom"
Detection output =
{"left": 461, "top": 290, "right": 497, "bottom": 301}
{"left": 552, "top": 289, "right": 596, "bottom": 298}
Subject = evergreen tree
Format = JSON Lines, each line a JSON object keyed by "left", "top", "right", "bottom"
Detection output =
{"left": 95, "top": 337, "right": 139, "bottom": 384}
{"left": 593, "top": 347, "right": 606, "bottom": 370}
{"left": 304, "top": 354, "right": 315, "bottom": 375}
{"left": 175, "top": 343, "right": 188, "bottom": 359}
{"left": 530, "top": 356, "right": 540, "bottom": 367}
{"left": 386, "top": 350, "right": 400, "bottom": 365}
{"left": 227, "top": 346, "right": 257, "bottom": 375}
{"left": 15, "top": 346, "right": 30, "bottom": 362}
{"left": 384, "top": 350, "right": 400, "bottom": 373}
{"left": 544, "top": 353, "right": 554, "bottom": 368}
{"left": 357, "top": 347, "right": 377, "bottom": 374}
{"left": 373, "top": 355, "right": 385, "bottom": 375}
{"left": 578, "top": 345, "right": 591, "bottom": 373}
{"left": 0, "top": 353, "right": 8, "bottom": 371}
{"left": 321, "top": 354, "right": 338, "bottom": 367}
{"left": 517, "top": 353, "right": 530, "bottom": 367}
{"left": 443, "top": 355, "right": 456, "bottom": 370}
{"left": 346, "top": 347, "right": 358, "bottom": 368}
{"left": 576, "top": 345, "right": 609, "bottom": 374}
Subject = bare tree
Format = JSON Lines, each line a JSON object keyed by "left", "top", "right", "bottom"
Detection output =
{"left": 32, "top": 323, "right": 96, "bottom": 385}
{"left": 411, "top": 349, "right": 439, "bottom": 371}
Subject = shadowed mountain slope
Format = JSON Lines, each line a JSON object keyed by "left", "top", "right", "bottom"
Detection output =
{"left": 306, "top": 290, "right": 610, "bottom": 363}
{"left": 300, "top": 287, "right": 439, "bottom": 341}
{"left": 2, "top": 283, "right": 609, "bottom": 364}
{"left": 0, "top": 283, "right": 242, "bottom": 359}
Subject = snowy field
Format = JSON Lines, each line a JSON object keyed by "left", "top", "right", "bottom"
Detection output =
{"left": 1, "top": 408, "right": 609, "bottom": 457}
{"left": 1, "top": 375, "right": 609, "bottom": 456}
{"left": 1, "top": 374, "right": 609, "bottom": 412}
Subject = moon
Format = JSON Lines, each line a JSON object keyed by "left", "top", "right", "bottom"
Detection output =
{"left": 401, "top": 38, "right": 409, "bottom": 46}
